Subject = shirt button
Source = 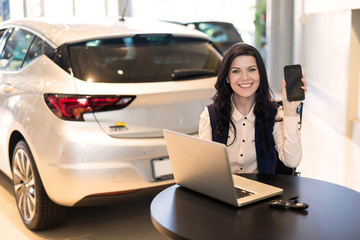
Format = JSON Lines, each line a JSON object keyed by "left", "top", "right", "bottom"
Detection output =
{"left": 240, "top": 168, "right": 243, "bottom": 170}
{"left": 243, "top": 123, "right": 246, "bottom": 126}
{"left": 242, "top": 139, "right": 245, "bottom": 142}
{"left": 240, "top": 154, "right": 243, "bottom": 157}
{"left": 244, "top": 117, "right": 247, "bottom": 119}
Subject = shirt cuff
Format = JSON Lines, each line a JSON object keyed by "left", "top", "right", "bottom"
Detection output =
{"left": 283, "top": 115, "right": 301, "bottom": 134}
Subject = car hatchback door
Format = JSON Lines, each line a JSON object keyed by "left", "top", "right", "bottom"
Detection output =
{"left": 64, "top": 35, "right": 222, "bottom": 138}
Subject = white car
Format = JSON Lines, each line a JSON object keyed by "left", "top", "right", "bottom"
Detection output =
{"left": 0, "top": 17, "right": 221, "bottom": 229}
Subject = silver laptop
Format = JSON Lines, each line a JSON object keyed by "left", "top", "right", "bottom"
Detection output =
{"left": 163, "top": 129, "right": 283, "bottom": 207}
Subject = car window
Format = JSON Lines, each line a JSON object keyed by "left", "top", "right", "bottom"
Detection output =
{"left": 0, "top": 29, "right": 5, "bottom": 39}
{"left": 0, "top": 28, "right": 12, "bottom": 68}
{"left": 0, "top": 27, "right": 35, "bottom": 70}
{"left": 67, "top": 35, "right": 221, "bottom": 83}
{"left": 191, "top": 22, "right": 243, "bottom": 44}
{"left": 22, "top": 36, "right": 53, "bottom": 68}
{"left": 0, "top": 29, "right": 9, "bottom": 51}
{"left": 198, "top": 23, "right": 228, "bottom": 42}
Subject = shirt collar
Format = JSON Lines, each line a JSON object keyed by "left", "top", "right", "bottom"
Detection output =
{"left": 231, "top": 97, "right": 256, "bottom": 122}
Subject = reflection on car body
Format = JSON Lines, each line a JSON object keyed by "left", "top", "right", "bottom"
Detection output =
{"left": 0, "top": 17, "right": 221, "bottom": 229}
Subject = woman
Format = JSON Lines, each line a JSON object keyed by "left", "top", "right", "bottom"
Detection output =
{"left": 199, "top": 43, "right": 306, "bottom": 174}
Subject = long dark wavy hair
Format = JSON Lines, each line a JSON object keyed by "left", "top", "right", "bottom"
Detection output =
{"left": 212, "top": 43, "right": 275, "bottom": 156}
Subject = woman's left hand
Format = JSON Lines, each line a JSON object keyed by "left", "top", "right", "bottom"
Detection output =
{"left": 282, "top": 74, "right": 307, "bottom": 116}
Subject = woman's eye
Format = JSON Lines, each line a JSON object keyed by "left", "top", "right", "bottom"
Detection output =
{"left": 249, "top": 68, "right": 257, "bottom": 72}
{"left": 232, "top": 69, "right": 240, "bottom": 73}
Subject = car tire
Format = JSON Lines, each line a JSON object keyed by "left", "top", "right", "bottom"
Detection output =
{"left": 12, "top": 140, "right": 66, "bottom": 230}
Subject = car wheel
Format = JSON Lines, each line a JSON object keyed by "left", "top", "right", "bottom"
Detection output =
{"left": 12, "top": 140, "right": 66, "bottom": 230}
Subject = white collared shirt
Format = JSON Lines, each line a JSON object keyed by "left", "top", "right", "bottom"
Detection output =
{"left": 199, "top": 101, "right": 302, "bottom": 173}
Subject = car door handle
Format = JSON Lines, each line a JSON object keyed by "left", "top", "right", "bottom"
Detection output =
{"left": 1, "top": 83, "right": 13, "bottom": 93}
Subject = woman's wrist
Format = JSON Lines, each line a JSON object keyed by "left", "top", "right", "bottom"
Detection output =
{"left": 283, "top": 101, "right": 301, "bottom": 116}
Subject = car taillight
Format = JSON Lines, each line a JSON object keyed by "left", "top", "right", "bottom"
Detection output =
{"left": 44, "top": 94, "right": 136, "bottom": 121}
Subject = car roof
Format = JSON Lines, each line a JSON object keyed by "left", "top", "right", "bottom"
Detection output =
{"left": 184, "top": 21, "right": 237, "bottom": 27}
{"left": 0, "top": 17, "right": 210, "bottom": 47}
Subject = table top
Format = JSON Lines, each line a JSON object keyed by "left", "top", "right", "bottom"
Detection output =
{"left": 150, "top": 174, "right": 360, "bottom": 240}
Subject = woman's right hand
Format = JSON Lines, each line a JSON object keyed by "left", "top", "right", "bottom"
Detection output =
{"left": 281, "top": 74, "right": 306, "bottom": 116}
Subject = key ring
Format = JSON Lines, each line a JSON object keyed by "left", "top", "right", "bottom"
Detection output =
{"left": 269, "top": 196, "right": 309, "bottom": 210}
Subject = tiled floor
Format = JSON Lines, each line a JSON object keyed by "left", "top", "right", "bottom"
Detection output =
{"left": 0, "top": 172, "right": 169, "bottom": 240}
{"left": 0, "top": 107, "right": 360, "bottom": 239}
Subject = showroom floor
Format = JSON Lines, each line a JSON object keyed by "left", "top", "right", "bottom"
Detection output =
{"left": 1, "top": 108, "right": 360, "bottom": 240}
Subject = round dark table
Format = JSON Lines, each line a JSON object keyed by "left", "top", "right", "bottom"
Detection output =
{"left": 150, "top": 174, "right": 360, "bottom": 240}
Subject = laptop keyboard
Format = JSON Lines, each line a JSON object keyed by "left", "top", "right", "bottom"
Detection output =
{"left": 235, "top": 187, "right": 255, "bottom": 199}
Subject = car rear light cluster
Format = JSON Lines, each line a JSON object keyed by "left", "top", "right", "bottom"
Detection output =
{"left": 44, "top": 94, "right": 136, "bottom": 121}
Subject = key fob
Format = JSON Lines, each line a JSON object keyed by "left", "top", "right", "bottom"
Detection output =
{"left": 289, "top": 202, "right": 309, "bottom": 210}
{"left": 269, "top": 199, "right": 290, "bottom": 208}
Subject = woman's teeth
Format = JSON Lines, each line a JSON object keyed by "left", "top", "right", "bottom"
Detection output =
{"left": 240, "top": 83, "right": 252, "bottom": 88}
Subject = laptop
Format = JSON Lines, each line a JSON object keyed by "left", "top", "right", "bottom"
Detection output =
{"left": 163, "top": 129, "right": 283, "bottom": 207}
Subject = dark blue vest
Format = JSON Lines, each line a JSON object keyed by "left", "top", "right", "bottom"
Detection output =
{"left": 207, "top": 103, "right": 279, "bottom": 174}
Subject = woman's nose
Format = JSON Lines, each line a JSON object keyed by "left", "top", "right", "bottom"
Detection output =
{"left": 240, "top": 72, "right": 249, "bottom": 80}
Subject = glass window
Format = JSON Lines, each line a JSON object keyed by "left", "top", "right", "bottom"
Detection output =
{"left": 43, "top": 42, "right": 56, "bottom": 60}
{"left": 67, "top": 35, "right": 221, "bottom": 83}
{"left": 0, "top": 29, "right": 10, "bottom": 51}
{"left": 22, "top": 36, "right": 43, "bottom": 67}
{"left": 22, "top": 36, "right": 54, "bottom": 68}
{"left": 0, "top": 28, "right": 35, "bottom": 70}
{"left": 195, "top": 22, "right": 243, "bottom": 44}
{"left": 0, "top": 28, "right": 12, "bottom": 69}
{"left": 186, "top": 22, "right": 244, "bottom": 53}
{"left": 198, "top": 23, "right": 228, "bottom": 42}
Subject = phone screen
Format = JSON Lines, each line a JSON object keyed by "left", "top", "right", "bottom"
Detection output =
{"left": 283, "top": 64, "right": 305, "bottom": 101}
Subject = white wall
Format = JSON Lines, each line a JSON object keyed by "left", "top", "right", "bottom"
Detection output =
{"left": 7, "top": 0, "right": 256, "bottom": 44}
{"left": 301, "top": 0, "right": 360, "bottom": 140}
{"left": 304, "top": 0, "right": 360, "bottom": 14}
{"left": 302, "top": 10, "right": 351, "bottom": 134}
{"left": 131, "top": 0, "right": 257, "bottom": 44}
{"left": 43, "top": 0, "right": 73, "bottom": 17}
{"left": 7, "top": 0, "right": 127, "bottom": 18}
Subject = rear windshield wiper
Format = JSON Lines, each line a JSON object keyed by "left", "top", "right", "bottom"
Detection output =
{"left": 171, "top": 69, "right": 216, "bottom": 80}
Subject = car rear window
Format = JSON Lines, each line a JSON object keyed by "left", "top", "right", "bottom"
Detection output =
{"left": 67, "top": 35, "right": 221, "bottom": 83}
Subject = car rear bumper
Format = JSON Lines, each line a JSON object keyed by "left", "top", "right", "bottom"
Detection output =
{"left": 73, "top": 184, "right": 173, "bottom": 207}
{"left": 30, "top": 122, "right": 176, "bottom": 206}
{"left": 41, "top": 150, "right": 175, "bottom": 206}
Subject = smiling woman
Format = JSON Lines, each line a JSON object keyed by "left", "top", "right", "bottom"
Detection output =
{"left": 199, "top": 42, "right": 306, "bottom": 175}
{"left": 228, "top": 55, "right": 260, "bottom": 106}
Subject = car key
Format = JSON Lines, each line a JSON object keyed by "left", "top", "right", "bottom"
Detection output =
{"left": 269, "top": 197, "right": 309, "bottom": 210}
{"left": 289, "top": 202, "right": 309, "bottom": 210}
{"left": 269, "top": 199, "right": 290, "bottom": 208}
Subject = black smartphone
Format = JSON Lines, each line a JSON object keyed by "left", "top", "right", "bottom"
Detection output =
{"left": 283, "top": 64, "right": 305, "bottom": 101}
